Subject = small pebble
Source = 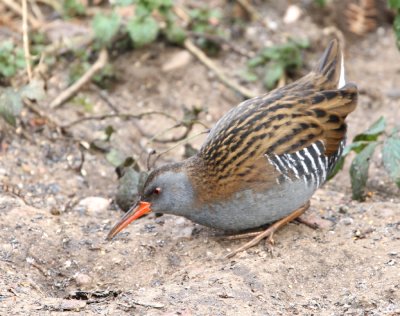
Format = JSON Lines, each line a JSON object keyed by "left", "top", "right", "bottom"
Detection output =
{"left": 386, "top": 88, "right": 400, "bottom": 99}
{"left": 162, "top": 51, "right": 192, "bottom": 72}
{"left": 283, "top": 5, "right": 302, "bottom": 24}
{"left": 339, "top": 205, "right": 349, "bottom": 214}
{"left": 0, "top": 243, "right": 13, "bottom": 253}
{"left": 78, "top": 197, "right": 110, "bottom": 215}
{"left": 340, "top": 217, "right": 353, "bottom": 226}
{"left": 75, "top": 273, "right": 92, "bottom": 287}
{"left": 50, "top": 207, "right": 61, "bottom": 215}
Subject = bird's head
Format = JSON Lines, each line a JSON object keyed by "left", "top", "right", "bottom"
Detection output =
{"left": 106, "top": 162, "right": 194, "bottom": 240}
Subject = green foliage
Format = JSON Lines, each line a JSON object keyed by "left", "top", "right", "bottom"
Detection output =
{"left": 329, "top": 117, "right": 400, "bottom": 200}
{"left": 383, "top": 130, "right": 400, "bottom": 187}
{"left": 0, "top": 41, "right": 25, "bottom": 79}
{"left": 71, "top": 95, "right": 94, "bottom": 112}
{"left": 69, "top": 51, "right": 115, "bottom": 88}
{"left": 92, "top": 12, "right": 121, "bottom": 46}
{"left": 189, "top": 8, "right": 222, "bottom": 34}
{"left": 89, "top": 0, "right": 186, "bottom": 48}
{"left": 247, "top": 38, "right": 309, "bottom": 89}
{"left": 106, "top": 148, "right": 126, "bottom": 167}
{"left": 0, "top": 88, "right": 23, "bottom": 126}
{"left": 127, "top": 15, "right": 160, "bottom": 47}
{"left": 389, "top": 0, "right": 400, "bottom": 8}
{"left": 349, "top": 142, "right": 378, "bottom": 200}
{"left": 63, "top": 0, "right": 85, "bottom": 17}
{"left": 188, "top": 8, "right": 223, "bottom": 54}
{"left": 314, "top": 0, "right": 327, "bottom": 6}
{"left": 126, "top": 0, "right": 186, "bottom": 46}
{"left": 0, "top": 80, "right": 45, "bottom": 127}
{"left": 388, "top": 0, "right": 400, "bottom": 49}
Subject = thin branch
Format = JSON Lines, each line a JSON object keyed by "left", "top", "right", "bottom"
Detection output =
{"left": 91, "top": 85, "right": 120, "bottom": 113}
{"left": 1, "top": 0, "right": 40, "bottom": 27}
{"left": 22, "top": 0, "right": 32, "bottom": 81}
{"left": 28, "top": 0, "right": 44, "bottom": 22}
{"left": 188, "top": 32, "right": 253, "bottom": 58}
{"left": 236, "top": 0, "right": 262, "bottom": 22}
{"left": 50, "top": 49, "right": 108, "bottom": 109}
{"left": 153, "top": 129, "right": 209, "bottom": 164}
{"left": 184, "top": 39, "right": 257, "bottom": 99}
{"left": 61, "top": 111, "right": 180, "bottom": 129}
{"left": 24, "top": 99, "right": 61, "bottom": 130}
{"left": 152, "top": 124, "right": 192, "bottom": 144}
{"left": 41, "top": 34, "right": 94, "bottom": 57}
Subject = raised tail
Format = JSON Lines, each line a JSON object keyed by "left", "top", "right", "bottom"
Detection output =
{"left": 314, "top": 39, "right": 346, "bottom": 89}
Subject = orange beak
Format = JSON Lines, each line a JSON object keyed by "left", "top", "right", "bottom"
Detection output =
{"left": 106, "top": 201, "right": 151, "bottom": 240}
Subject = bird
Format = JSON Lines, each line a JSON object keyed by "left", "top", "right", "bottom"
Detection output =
{"left": 107, "top": 39, "right": 358, "bottom": 257}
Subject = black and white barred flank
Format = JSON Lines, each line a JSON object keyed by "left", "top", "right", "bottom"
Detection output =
{"left": 266, "top": 139, "right": 345, "bottom": 188}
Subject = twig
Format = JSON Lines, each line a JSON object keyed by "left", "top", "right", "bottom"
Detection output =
{"left": 1, "top": 0, "right": 40, "bottom": 28}
{"left": 28, "top": 0, "right": 44, "bottom": 22}
{"left": 153, "top": 129, "right": 209, "bottom": 164}
{"left": 50, "top": 49, "right": 108, "bottom": 109}
{"left": 90, "top": 85, "right": 119, "bottom": 113}
{"left": 41, "top": 34, "right": 94, "bottom": 57}
{"left": 188, "top": 32, "right": 254, "bottom": 58}
{"left": 35, "top": 0, "right": 62, "bottom": 12}
{"left": 236, "top": 0, "right": 261, "bottom": 22}
{"left": 131, "top": 300, "right": 164, "bottom": 309}
{"left": 61, "top": 111, "right": 180, "bottom": 129}
{"left": 22, "top": 0, "right": 32, "bottom": 81}
{"left": 24, "top": 99, "right": 60, "bottom": 130}
{"left": 184, "top": 39, "right": 257, "bottom": 99}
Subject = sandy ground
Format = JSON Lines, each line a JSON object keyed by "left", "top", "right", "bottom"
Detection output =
{"left": 1, "top": 2, "right": 400, "bottom": 315}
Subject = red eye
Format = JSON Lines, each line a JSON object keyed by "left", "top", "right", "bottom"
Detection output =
{"left": 153, "top": 187, "right": 161, "bottom": 195}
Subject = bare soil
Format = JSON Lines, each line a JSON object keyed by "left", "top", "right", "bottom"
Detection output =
{"left": 1, "top": 3, "right": 400, "bottom": 315}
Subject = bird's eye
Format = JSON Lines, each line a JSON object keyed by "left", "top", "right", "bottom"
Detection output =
{"left": 153, "top": 187, "right": 161, "bottom": 195}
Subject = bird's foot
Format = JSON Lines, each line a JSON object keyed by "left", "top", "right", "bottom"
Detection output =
{"left": 225, "top": 201, "right": 311, "bottom": 258}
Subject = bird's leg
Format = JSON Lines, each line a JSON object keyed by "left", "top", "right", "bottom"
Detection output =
{"left": 223, "top": 231, "right": 263, "bottom": 240}
{"left": 296, "top": 216, "right": 319, "bottom": 229}
{"left": 225, "top": 201, "right": 311, "bottom": 258}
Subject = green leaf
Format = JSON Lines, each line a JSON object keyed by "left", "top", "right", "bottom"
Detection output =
{"left": 247, "top": 55, "right": 265, "bottom": 68}
{"left": 114, "top": 0, "right": 134, "bottom": 5}
{"left": 389, "top": 0, "right": 400, "bottom": 9}
{"left": 0, "top": 41, "right": 25, "bottom": 78}
{"left": 350, "top": 142, "right": 378, "bottom": 200}
{"left": 239, "top": 69, "right": 258, "bottom": 82}
{"left": 104, "top": 125, "right": 115, "bottom": 142}
{"left": 20, "top": 79, "right": 46, "bottom": 101}
{"left": 393, "top": 14, "right": 400, "bottom": 50}
{"left": 106, "top": 148, "right": 125, "bottom": 167}
{"left": 63, "top": 0, "right": 85, "bottom": 17}
{"left": 382, "top": 135, "right": 400, "bottom": 187}
{"left": 353, "top": 116, "right": 386, "bottom": 142}
{"left": 135, "top": 2, "right": 152, "bottom": 18}
{"left": 328, "top": 140, "right": 372, "bottom": 180}
{"left": 327, "top": 156, "right": 345, "bottom": 180}
{"left": 263, "top": 63, "right": 284, "bottom": 89}
{"left": 165, "top": 23, "right": 186, "bottom": 44}
{"left": 343, "top": 140, "right": 371, "bottom": 155}
{"left": 314, "top": 0, "right": 327, "bottom": 7}
{"left": 0, "top": 87, "right": 23, "bottom": 127}
{"left": 127, "top": 15, "right": 159, "bottom": 47}
{"left": 92, "top": 12, "right": 121, "bottom": 46}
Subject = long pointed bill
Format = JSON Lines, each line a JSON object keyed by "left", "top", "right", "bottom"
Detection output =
{"left": 106, "top": 201, "right": 151, "bottom": 240}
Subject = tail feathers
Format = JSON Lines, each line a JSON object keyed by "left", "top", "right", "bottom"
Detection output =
{"left": 314, "top": 39, "right": 346, "bottom": 89}
{"left": 310, "top": 83, "right": 358, "bottom": 155}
